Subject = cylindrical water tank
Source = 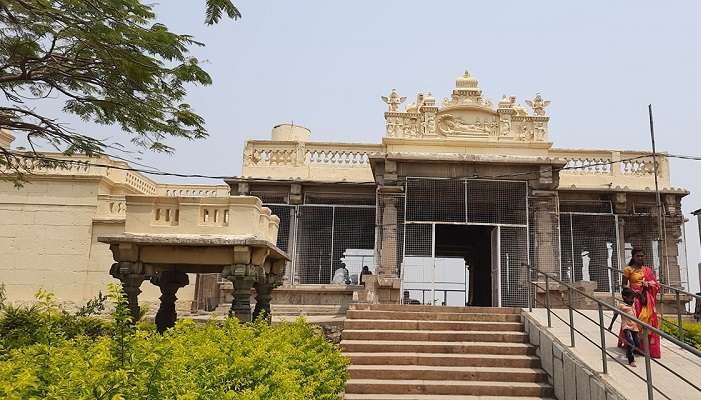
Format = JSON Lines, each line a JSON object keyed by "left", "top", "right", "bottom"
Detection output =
{"left": 271, "top": 123, "right": 311, "bottom": 142}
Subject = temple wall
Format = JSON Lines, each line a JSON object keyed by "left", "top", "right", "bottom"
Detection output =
{"left": 0, "top": 179, "right": 188, "bottom": 309}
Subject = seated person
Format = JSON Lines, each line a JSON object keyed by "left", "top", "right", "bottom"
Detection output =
{"left": 359, "top": 265, "right": 372, "bottom": 286}
{"left": 332, "top": 264, "right": 351, "bottom": 285}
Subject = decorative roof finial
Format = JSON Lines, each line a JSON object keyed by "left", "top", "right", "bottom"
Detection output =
{"left": 525, "top": 93, "right": 551, "bottom": 116}
{"left": 381, "top": 89, "right": 406, "bottom": 112}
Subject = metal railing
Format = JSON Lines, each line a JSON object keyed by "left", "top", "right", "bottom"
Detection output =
{"left": 525, "top": 263, "right": 701, "bottom": 400}
{"left": 598, "top": 263, "right": 701, "bottom": 345}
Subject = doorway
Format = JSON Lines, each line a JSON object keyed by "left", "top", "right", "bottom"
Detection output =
{"left": 435, "top": 224, "right": 494, "bottom": 306}
{"left": 401, "top": 223, "right": 497, "bottom": 307}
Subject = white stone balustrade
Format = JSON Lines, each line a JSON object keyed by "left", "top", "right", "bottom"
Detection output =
{"left": 243, "top": 140, "right": 381, "bottom": 182}
{"left": 123, "top": 196, "right": 280, "bottom": 243}
{"left": 551, "top": 149, "right": 671, "bottom": 190}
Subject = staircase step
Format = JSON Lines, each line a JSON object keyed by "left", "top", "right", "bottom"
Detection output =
{"left": 344, "top": 394, "right": 554, "bottom": 400}
{"left": 343, "top": 319, "right": 523, "bottom": 332}
{"left": 271, "top": 304, "right": 347, "bottom": 316}
{"left": 340, "top": 340, "right": 535, "bottom": 355}
{"left": 347, "top": 310, "right": 522, "bottom": 322}
{"left": 343, "top": 352, "right": 541, "bottom": 368}
{"left": 351, "top": 304, "right": 521, "bottom": 314}
{"left": 348, "top": 365, "right": 546, "bottom": 382}
{"left": 342, "top": 329, "right": 527, "bottom": 343}
{"left": 345, "top": 379, "right": 553, "bottom": 397}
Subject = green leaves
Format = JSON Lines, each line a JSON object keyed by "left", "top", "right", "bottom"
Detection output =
{"left": 0, "top": 0, "right": 240, "bottom": 183}
{"left": 205, "top": 0, "right": 242, "bottom": 25}
{"left": 0, "top": 287, "right": 348, "bottom": 399}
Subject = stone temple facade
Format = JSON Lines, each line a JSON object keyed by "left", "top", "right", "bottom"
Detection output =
{"left": 0, "top": 71, "right": 691, "bottom": 314}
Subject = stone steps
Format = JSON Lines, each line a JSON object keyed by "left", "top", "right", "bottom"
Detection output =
{"left": 346, "top": 309, "right": 522, "bottom": 322}
{"left": 350, "top": 304, "right": 522, "bottom": 314}
{"left": 343, "top": 329, "right": 528, "bottom": 343}
{"left": 345, "top": 352, "right": 541, "bottom": 368}
{"left": 341, "top": 304, "right": 552, "bottom": 399}
{"left": 271, "top": 303, "right": 347, "bottom": 316}
{"left": 343, "top": 319, "right": 524, "bottom": 331}
{"left": 345, "top": 379, "right": 553, "bottom": 397}
{"left": 341, "top": 340, "right": 535, "bottom": 355}
{"left": 348, "top": 365, "right": 547, "bottom": 382}
{"left": 344, "top": 394, "right": 553, "bottom": 400}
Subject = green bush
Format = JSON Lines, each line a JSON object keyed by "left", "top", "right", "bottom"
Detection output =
{"left": 661, "top": 319, "right": 701, "bottom": 350}
{"left": 0, "top": 289, "right": 109, "bottom": 352}
{"left": 0, "top": 285, "right": 348, "bottom": 399}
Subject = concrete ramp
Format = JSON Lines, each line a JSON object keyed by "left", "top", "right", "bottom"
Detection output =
{"left": 525, "top": 308, "right": 701, "bottom": 400}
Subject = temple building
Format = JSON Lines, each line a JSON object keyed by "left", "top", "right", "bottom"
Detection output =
{"left": 0, "top": 71, "right": 691, "bottom": 313}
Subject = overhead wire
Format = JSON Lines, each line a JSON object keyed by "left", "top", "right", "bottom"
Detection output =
{"left": 1, "top": 150, "right": 698, "bottom": 185}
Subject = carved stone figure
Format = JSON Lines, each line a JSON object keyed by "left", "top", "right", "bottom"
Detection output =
{"left": 534, "top": 121, "right": 547, "bottom": 141}
{"left": 520, "top": 123, "right": 532, "bottom": 141}
{"left": 525, "top": 93, "right": 551, "bottom": 116}
{"left": 437, "top": 114, "right": 490, "bottom": 135}
{"left": 500, "top": 116, "right": 511, "bottom": 135}
{"left": 423, "top": 112, "right": 436, "bottom": 135}
{"left": 381, "top": 89, "right": 407, "bottom": 112}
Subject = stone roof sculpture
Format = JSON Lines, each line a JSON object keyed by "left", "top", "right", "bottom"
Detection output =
{"left": 383, "top": 70, "right": 551, "bottom": 143}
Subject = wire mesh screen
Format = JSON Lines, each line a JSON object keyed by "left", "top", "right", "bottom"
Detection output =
{"left": 404, "top": 224, "right": 432, "bottom": 256}
{"left": 295, "top": 206, "right": 333, "bottom": 284}
{"left": 466, "top": 180, "right": 528, "bottom": 225}
{"left": 265, "top": 205, "right": 293, "bottom": 252}
{"left": 559, "top": 213, "right": 619, "bottom": 292}
{"left": 406, "top": 178, "right": 465, "bottom": 222}
{"left": 294, "top": 205, "right": 375, "bottom": 284}
{"left": 333, "top": 207, "right": 376, "bottom": 284}
{"left": 500, "top": 226, "right": 529, "bottom": 307}
{"left": 376, "top": 192, "right": 405, "bottom": 277}
{"left": 620, "top": 215, "right": 665, "bottom": 283}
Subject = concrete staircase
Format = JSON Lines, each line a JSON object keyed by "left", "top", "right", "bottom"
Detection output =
{"left": 341, "top": 304, "right": 554, "bottom": 400}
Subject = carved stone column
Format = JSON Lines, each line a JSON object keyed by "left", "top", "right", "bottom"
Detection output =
{"left": 222, "top": 265, "right": 260, "bottom": 322}
{"left": 253, "top": 282, "right": 273, "bottom": 322}
{"left": 378, "top": 195, "right": 398, "bottom": 277}
{"left": 253, "top": 265, "right": 285, "bottom": 323}
{"left": 109, "top": 262, "right": 145, "bottom": 322}
{"left": 230, "top": 277, "right": 255, "bottom": 321}
{"left": 150, "top": 270, "right": 189, "bottom": 333}
{"left": 530, "top": 190, "right": 560, "bottom": 276}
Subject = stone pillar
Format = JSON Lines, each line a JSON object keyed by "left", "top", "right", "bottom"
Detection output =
{"left": 109, "top": 262, "right": 145, "bottom": 322}
{"left": 150, "top": 270, "right": 189, "bottom": 333}
{"left": 253, "top": 282, "right": 274, "bottom": 322}
{"left": 530, "top": 190, "right": 560, "bottom": 276}
{"left": 231, "top": 278, "right": 254, "bottom": 321}
{"left": 378, "top": 195, "right": 398, "bottom": 276}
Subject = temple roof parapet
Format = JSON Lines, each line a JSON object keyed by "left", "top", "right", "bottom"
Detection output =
{"left": 383, "top": 70, "right": 551, "bottom": 143}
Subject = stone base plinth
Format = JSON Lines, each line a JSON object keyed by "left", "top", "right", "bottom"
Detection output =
{"left": 535, "top": 280, "right": 598, "bottom": 310}
{"left": 360, "top": 275, "right": 401, "bottom": 304}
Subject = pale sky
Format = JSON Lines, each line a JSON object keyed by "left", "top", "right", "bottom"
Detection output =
{"left": 13, "top": 1, "right": 701, "bottom": 292}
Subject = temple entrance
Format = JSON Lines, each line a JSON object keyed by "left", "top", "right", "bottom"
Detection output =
{"left": 435, "top": 224, "right": 494, "bottom": 306}
{"left": 401, "top": 223, "right": 497, "bottom": 306}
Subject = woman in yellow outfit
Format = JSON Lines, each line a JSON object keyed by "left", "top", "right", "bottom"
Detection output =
{"left": 620, "top": 249, "right": 661, "bottom": 358}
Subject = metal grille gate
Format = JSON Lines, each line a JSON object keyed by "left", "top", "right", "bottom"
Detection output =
{"left": 399, "top": 178, "right": 530, "bottom": 307}
{"left": 294, "top": 204, "right": 375, "bottom": 284}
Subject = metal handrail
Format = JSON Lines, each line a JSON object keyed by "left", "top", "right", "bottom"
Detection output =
{"left": 599, "top": 263, "right": 701, "bottom": 301}
{"left": 597, "top": 263, "right": 700, "bottom": 343}
{"left": 525, "top": 263, "right": 701, "bottom": 400}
